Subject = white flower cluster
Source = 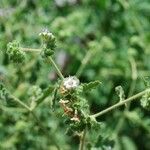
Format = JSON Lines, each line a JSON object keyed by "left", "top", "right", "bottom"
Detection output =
{"left": 55, "top": 0, "right": 77, "bottom": 7}
{"left": 39, "top": 29, "right": 54, "bottom": 40}
{"left": 63, "top": 76, "right": 80, "bottom": 90}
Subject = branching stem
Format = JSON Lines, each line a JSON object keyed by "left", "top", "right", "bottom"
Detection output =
{"left": 10, "top": 94, "right": 31, "bottom": 111}
{"left": 115, "top": 57, "right": 137, "bottom": 133}
{"left": 76, "top": 50, "right": 93, "bottom": 78}
{"left": 21, "top": 48, "right": 41, "bottom": 52}
{"left": 21, "top": 47, "right": 64, "bottom": 80}
{"left": 92, "top": 89, "right": 150, "bottom": 118}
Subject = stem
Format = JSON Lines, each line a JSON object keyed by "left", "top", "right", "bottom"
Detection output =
{"left": 0, "top": 105, "right": 27, "bottom": 113}
{"left": 79, "top": 129, "right": 86, "bottom": 150}
{"left": 10, "top": 94, "right": 31, "bottom": 111}
{"left": 9, "top": 95, "right": 55, "bottom": 142}
{"left": 92, "top": 89, "right": 150, "bottom": 118}
{"left": 76, "top": 50, "right": 93, "bottom": 78}
{"left": 47, "top": 56, "right": 64, "bottom": 80}
{"left": 21, "top": 47, "right": 64, "bottom": 80}
{"left": 115, "top": 57, "right": 137, "bottom": 134}
{"left": 21, "top": 48, "right": 41, "bottom": 52}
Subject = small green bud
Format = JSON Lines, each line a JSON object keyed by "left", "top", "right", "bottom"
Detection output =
{"left": 7, "top": 41, "right": 25, "bottom": 63}
{"left": 41, "top": 48, "right": 54, "bottom": 58}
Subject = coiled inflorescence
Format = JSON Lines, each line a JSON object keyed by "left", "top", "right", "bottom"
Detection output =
{"left": 39, "top": 29, "right": 56, "bottom": 57}
{"left": 7, "top": 41, "right": 25, "bottom": 63}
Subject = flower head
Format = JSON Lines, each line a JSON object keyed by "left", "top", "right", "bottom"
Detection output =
{"left": 39, "top": 29, "right": 55, "bottom": 43}
{"left": 63, "top": 76, "right": 80, "bottom": 90}
{"left": 39, "top": 29, "right": 56, "bottom": 52}
{"left": 39, "top": 29, "right": 54, "bottom": 38}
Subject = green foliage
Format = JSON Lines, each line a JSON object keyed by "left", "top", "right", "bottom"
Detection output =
{"left": 0, "top": 0, "right": 150, "bottom": 149}
{"left": 82, "top": 81, "right": 101, "bottom": 92}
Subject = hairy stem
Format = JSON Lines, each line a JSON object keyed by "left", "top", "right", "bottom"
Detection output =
{"left": 115, "top": 57, "right": 137, "bottom": 134}
{"left": 79, "top": 129, "right": 86, "bottom": 150}
{"left": 10, "top": 94, "right": 31, "bottom": 111}
{"left": 76, "top": 51, "right": 93, "bottom": 78}
{"left": 47, "top": 56, "right": 64, "bottom": 80}
{"left": 92, "top": 89, "right": 150, "bottom": 118}
{"left": 21, "top": 48, "right": 41, "bottom": 52}
{"left": 21, "top": 47, "right": 64, "bottom": 80}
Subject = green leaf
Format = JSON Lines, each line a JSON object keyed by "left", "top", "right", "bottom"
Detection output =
{"left": 115, "top": 86, "right": 125, "bottom": 102}
{"left": 82, "top": 81, "right": 101, "bottom": 92}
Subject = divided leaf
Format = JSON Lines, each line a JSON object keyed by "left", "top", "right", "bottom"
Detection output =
{"left": 82, "top": 81, "right": 101, "bottom": 92}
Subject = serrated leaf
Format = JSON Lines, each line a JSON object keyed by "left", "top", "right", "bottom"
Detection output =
{"left": 82, "top": 81, "right": 101, "bottom": 92}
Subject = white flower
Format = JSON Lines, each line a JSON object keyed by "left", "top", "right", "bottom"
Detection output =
{"left": 59, "top": 99, "right": 69, "bottom": 104}
{"left": 70, "top": 116, "right": 80, "bottom": 122}
{"left": 39, "top": 29, "right": 54, "bottom": 39}
{"left": 63, "top": 76, "right": 80, "bottom": 90}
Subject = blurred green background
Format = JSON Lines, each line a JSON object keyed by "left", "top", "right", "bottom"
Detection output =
{"left": 0, "top": 0, "right": 150, "bottom": 150}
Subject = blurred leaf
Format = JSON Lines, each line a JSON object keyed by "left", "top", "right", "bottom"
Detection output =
{"left": 82, "top": 81, "right": 101, "bottom": 92}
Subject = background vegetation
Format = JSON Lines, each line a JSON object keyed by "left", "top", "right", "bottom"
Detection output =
{"left": 0, "top": 0, "right": 150, "bottom": 149}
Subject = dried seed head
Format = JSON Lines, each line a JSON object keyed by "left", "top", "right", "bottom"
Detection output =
{"left": 70, "top": 116, "right": 80, "bottom": 122}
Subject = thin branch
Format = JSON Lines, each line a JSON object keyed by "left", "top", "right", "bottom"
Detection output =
{"left": 10, "top": 94, "right": 31, "bottom": 111}
{"left": 76, "top": 50, "right": 93, "bottom": 78}
{"left": 79, "top": 129, "right": 86, "bottom": 150}
{"left": 21, "top": 47, "right": 64, "bottom": 80}
{"left": 21, "top": 48, "right": 41, "bottom": 52}
{"left": 92, "top": 89, "right": 150, "bottom": 118}
{"left": 47, "top": 56, "right": 64, "bottom": 80}
{"left": 115, "top": 57, "right": 137, "bottom": 133}
{"left": 0, "top": 105, "right": 27, "bottom": 113}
